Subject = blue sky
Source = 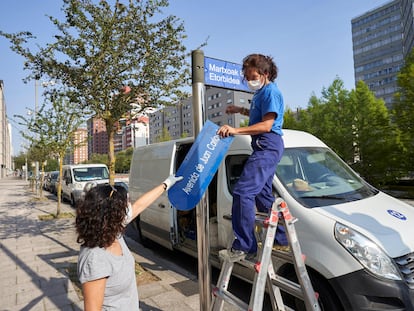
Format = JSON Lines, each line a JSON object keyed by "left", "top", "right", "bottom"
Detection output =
{"left": 1, "top": 0, "right": 390, "bottom": 155}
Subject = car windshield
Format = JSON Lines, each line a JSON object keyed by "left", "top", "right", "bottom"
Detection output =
{"left": 276, "top": 147, "right": 378, "bottom": 208}
{"left": 73, "top": 167, "right": 109, "bottom": 182}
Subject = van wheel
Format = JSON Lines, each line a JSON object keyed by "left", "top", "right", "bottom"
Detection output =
{"left": 281, "top": 268, "right": 343, "bottom": 311}
{"left": 135, "top": 217, "right": 149, "bottom": 247}
{"left": 70, "top": 195, "right": 76, "bottom": 207}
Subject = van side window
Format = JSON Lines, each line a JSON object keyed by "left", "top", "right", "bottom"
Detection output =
{"left": 63, "top": 169, "right": 71, "bottom": 183}
{"left": 225, "top": 155, "right": 249, "bottom": 194}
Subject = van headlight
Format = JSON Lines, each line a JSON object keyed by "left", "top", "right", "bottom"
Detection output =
{"left": 334, "top": 222, "right": 401, "bottom": 280}
{"left": 83, "top": 181, "right": 98, "bottom": 193}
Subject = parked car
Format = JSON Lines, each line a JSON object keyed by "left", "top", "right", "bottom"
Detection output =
{"left": 80, "top": 180, "right": 129, "bottom": 202}
{"left": 61, "top": 164, "right": 109, "bottom": 206}
{"left": 43, "top": 172, "right": 51, "bottom": 191}
{"left": 48, "top": 171, "right": 60, "bottom": 195}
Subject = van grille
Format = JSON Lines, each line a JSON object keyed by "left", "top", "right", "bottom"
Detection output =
{"left": 394, "top": 252, "right": 414, "bottom": 289}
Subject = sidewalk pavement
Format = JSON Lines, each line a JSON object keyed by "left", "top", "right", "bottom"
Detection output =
{"left": 0, "top": 177, "right": 229, "bottom": 311}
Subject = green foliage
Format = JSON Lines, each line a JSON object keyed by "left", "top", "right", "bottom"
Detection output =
{"left": 115, "top": 147, "right": 133, "bottom": 173}
{"left": 82, "top": 148, "right": 132, "bottom": 173}
{"left": 156, "top": 127, "right": 172, "bottom": 142}
{"left": 287, "top": 78, "right": 402, "bottom": 186}
{"left": 283, "top": 108, "right": 300, "bottom": 130}
{"left": 1, "top": 0, "right": 197, "bottom": 184}
{"left": 83, "top": 153, "right": 109, "bottom": 165}
{"left": 13, "top": 153, "right": 27, "bottom": 171}
{"left": 349, "top": 81, "right": 402, "bottom": 185}
{"left": 45, "top": 158, "right": 59, "bottom": 172}
{"left": 393, "top": 48, "right": 414, "bottom": 175}
{"left": 239, "top": 119, "right": 249, "bottom": 128}
{"left": 12, "top": 95, "right": 85, "bottom": 211}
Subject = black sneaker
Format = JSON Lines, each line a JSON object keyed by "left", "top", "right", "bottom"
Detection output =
{"left": 227, "top": 248, "right": 247, "bottom": 261}
{"left": 245, "top": 252, "right": 257, "bottom": 261}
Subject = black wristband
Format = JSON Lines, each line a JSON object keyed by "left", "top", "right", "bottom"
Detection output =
{"left": 162, "top": 183, "right": 167, "bottom": 190}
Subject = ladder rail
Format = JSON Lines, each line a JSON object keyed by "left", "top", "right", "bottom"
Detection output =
{"left": 211, "top": 198, "right": 321, "bottom": 311}
{"left": 248, "top": 212, "right": 278, "bottom": 310}
{"left": 279, "top": 204, "right": 320, "bottom": 310}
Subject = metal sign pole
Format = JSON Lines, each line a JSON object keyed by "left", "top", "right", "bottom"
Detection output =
{"left": 192, "top": 49, "right": 211, "bottom": 310}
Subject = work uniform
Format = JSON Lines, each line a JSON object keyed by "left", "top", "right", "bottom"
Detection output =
{"left": 231, "top": 82, "right": 285, "bottom": 254}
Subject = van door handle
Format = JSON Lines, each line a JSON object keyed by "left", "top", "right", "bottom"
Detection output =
{"left": 158, "top": 203, "right": 166, "bottom": 208}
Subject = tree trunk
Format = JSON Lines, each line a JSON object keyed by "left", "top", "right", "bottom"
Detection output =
{"left": 107, "top": 126, "right": 116, "bottom": 185}
{"left": 56, "top": 155, "right": 63, "bottom": 217}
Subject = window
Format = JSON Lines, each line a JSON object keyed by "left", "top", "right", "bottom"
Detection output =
{"left": 225, "top": 155, "right": 249, "bottom": 194}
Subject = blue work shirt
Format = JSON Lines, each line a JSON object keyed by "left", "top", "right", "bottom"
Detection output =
{"left": 249, "top": 82, "right": 284, "bottom": 135}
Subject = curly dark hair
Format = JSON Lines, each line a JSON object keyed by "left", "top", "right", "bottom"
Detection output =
{"left": 76, "top": 184, "right": 129, "bottom": 248}
{"left": 242, "top": 54, "right": 278, "bottom": 81}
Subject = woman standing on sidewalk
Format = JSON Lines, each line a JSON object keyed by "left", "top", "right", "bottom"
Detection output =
{"left": 75, "top": 175, "right": 182, "bottom": 311}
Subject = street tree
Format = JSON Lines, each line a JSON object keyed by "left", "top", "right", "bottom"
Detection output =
{"left": 283, "top": 107, "right": 301, "bottom": 130}
{"left": 300, "top": 78, "right": 354, "bottom": 160}
{"left": 349, "top": 80, "right": 402, "bottom": 185}
{"left": 27, "top": 139, "right": 52, "bottom": 198}
{"left": 115, "top": 147, "right": 133, "bottom": 173}
{"left": 14, "top": 111, "right": 55, "bottom": 197}
{"left": 156, "top": 127, "right": 172, "bottom": 142}
{"left": 15, "top": 94, "right": 85, "bottom": 216}
{"left": 1, "top": 0, "right": 194, "bottom": 184}
{"left": 288, "top": 78, "right": 402, "bottom": 186}
{"left": 393, "top": 48, "right": 414, "bottom": 176}
{"left": 13, "top": 153, "right": 28, "bottom": 175}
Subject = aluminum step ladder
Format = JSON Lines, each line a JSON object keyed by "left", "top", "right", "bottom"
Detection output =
{"left": 211, "top": 198, "right": 321, "bottom": 311}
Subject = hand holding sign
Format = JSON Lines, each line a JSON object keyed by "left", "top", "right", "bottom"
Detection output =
{"left": 168, "top": 120, "right": 234, "bottom": 211}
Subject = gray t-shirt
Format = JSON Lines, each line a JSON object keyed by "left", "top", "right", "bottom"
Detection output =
{"left": 77, "top": 236, "right": 139, "bottom": 310}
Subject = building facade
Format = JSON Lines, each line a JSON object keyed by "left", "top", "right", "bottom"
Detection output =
{"left": 148, "top": 87, "right": 253, "bottom": 143}
{"left": 87, "top": 117, "right": 109, "bottom": 158}
{"left": 0, "top": 80, "right": 13, "bottom": 178}
{"left": 84, "top": 87, "right": 252, "bottom": 154}
{"left": 72, "top": 127, "right": 88, "bottom": 164}
{"left": 352, "top": 0, "right": 414, "bottom": 107}
{"left": 114, "top": 115, "right": 149, "bottom": 151}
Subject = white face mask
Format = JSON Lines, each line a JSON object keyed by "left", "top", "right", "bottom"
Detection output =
{"left": 247, "top": 79, "right": 264, "bottom": 91}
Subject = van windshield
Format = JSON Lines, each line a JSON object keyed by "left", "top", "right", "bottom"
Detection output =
{"left": 276, "top": 147, "right": 378, "bottom": 208}
{"left": 73, "top": 167, "right": 109, "bottom": 182}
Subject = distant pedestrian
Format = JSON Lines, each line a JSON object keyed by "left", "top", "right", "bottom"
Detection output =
{"left": 76, "top": 175, "right": 182, "bottom": 310}
{"left": 217, "top": 53, "right": 286, "bottom": 259}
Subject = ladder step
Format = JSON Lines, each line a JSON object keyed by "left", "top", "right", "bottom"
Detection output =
{"left": 212, "top": 287, "right": 248, "bottom": 310}
{"left": 270, "top": 274, "right": 305, "bottom": 300}
{"left": 211, "top": 198, "right": 321, "bottom": 311}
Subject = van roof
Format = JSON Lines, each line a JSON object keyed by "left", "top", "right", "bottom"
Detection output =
{"left": 138, "top": 129, "right": 328, "bottom": 151}
{"left": 62, "top": 164, "right": 108, "bottom": 168}
{"left": 282, "top": 129, "right": 328, "bottom": 148}
{"left": 227, "top": 129, "right": 328, "bottom": 150}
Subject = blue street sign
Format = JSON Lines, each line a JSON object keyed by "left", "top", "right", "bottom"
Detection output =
{"left": 168, "top": 120, "right": 234, "bottom": 211}
{"left": 204, "top": 56, "right": 250, "bottom": 92}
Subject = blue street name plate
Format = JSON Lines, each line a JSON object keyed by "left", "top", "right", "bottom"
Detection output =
{"left": 204, "top": 56, "right": 250, "bottom": 92}
{"left": 168, "top": 120, "right": 234, "bottom": 211}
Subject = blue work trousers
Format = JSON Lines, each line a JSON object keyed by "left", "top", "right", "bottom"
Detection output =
{"left": 232, "top": 132, "right": 284, "bottom": 254}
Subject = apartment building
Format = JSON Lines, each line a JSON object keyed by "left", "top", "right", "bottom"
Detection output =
{"left": 148, "top": 87, "right": 253, "bottom": 144}
{"left": 114, "top": 114, "right": 149, "bottom": 151}
{"left": 0, "top": 80, "right": 12, "bottom": 178}
{"left": 72, "top": 127, "right": 88, "bottom": 164}
{"left": 87, "top": 117, "right": 108, "bottom": 158}
{"left": 352, "top": 0, "right": 414, "bottom": 107}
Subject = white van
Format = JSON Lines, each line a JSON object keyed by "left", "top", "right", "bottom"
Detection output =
{"left": 61, "top": 164, "right": 109, "bottom": 206}
{"left": 129, "top": 130, "right": 414, "bottom": 310}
